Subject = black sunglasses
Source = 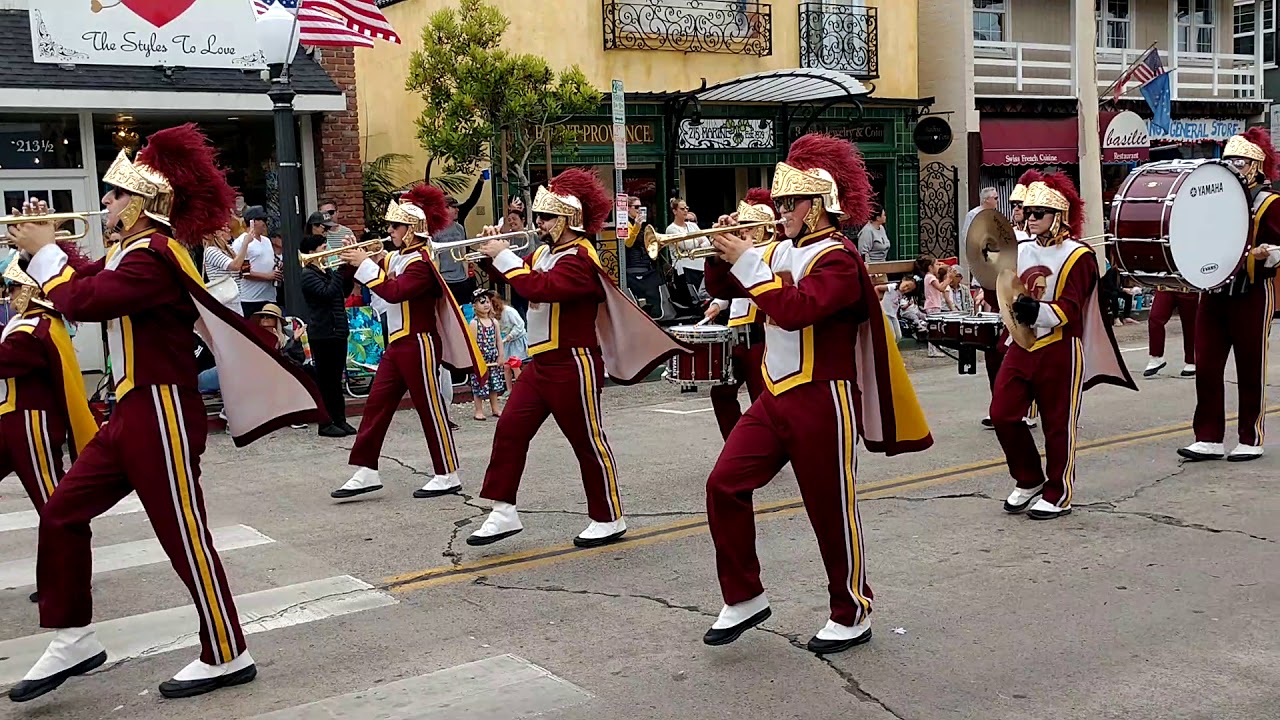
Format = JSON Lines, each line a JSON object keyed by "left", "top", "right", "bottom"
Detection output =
{"left": 1024, "top": 208, "right": 1056, "bottom": 220}
{"left": 776, "top": 196, "right": 815, "bottom": 212}
{"left": 533, "top": 213, "right": 558, "bottom": 223}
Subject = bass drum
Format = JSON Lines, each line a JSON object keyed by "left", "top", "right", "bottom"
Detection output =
{"left": 1109, "top": 159, "right": 1251, "bottom": 291}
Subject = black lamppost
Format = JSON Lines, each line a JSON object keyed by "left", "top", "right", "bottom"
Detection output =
{"left": 256, "top": 4, "right": 307, "bottom": 320}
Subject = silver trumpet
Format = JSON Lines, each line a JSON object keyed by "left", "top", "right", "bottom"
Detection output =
{"left": 430, "top": 229, "right": 538, "bottom": 263}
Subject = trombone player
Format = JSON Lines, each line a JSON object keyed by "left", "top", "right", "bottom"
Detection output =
{"left": 329, "top": 186, "right": 485, "bottom": 501}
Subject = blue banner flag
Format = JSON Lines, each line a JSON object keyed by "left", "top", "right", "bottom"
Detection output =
{"left": 1140, "top": 73, "right": 1172, "bottom": 137}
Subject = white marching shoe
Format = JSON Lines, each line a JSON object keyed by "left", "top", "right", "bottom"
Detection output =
{"left": 331, "top": 467, "right": 383, "bottom": 499}
{"left": 1227, "top": 443, "right": 1264, "bottom": 462}
{"left": 9, "top": 627, "right": 107, "bottom": 702}
{"left": 1027, "top": 498, "right": 1072, "bottom": 520}
{"left": 703, "top": 593, "right": 771, "bottom": 646}
{"left": 1003, "top": 483, "right": 1044, "bottom": 513}
{"left": 466, "top": 502, "right": 523, "bottom": 546}
{"left": 807, "top": 617, "right": 873, "bottom": 654}
{"left": 574, "top": 517, "right": 627, "bottom": 548}
{"left": 1181, "top": 364, "right": 1196, "bottom": 377}
{"left": 1178, "top": 441, "right": 1225, "bottom": 462}
{"left": 158, "top": 651, "right": 257, "bottom": 699}
{"left": 1143, "top": 357, "right": 1167, "bottom": 377}
{"left": 414, "top": 472, "right": 462, "bottom": 498}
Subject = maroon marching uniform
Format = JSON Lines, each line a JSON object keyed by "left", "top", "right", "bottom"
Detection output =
{"left": 702, "top": 135, "right": 931, "bottom": 654}
{"left": 1146, "top": 290, "right": 1199, "bottom": 375}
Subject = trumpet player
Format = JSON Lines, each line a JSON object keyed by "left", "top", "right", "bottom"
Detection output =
{"left": 701, "top": 135, "right": 932, "bottom": 653}
{"left": 330, "top": 186, "right": 485, "bottom": 501}
{"left": 468, "top": 168, "right": 685, "bottom": 548}
{"left": 704, "top": 188, "right": 777, "bottom": 439}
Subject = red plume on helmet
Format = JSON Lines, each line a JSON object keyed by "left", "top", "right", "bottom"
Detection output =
{"left": 57, "top": 240, "right": 92, "bottom": 273}
{"left": 1241, "top": 127, "right": 1279, "bottom": 181}
{"left": 1040, "top": 172, "right": 1085, "bottom": 240}
{"left": 1016, "top": 169, "right": 1045, "bottom": 188}
{"left": 784, "top": 133, "right": 873, "bottom": 225}
{"left": 549, "top": 168, "right": 610, "bottom": 235}
{"left": 743, "top": 187, "right": 775, "bottom": 213}
{"left": 403, "top": 184, "right": 450, "bottom": 234}
{"left": 135, "top": 124, "right": 235, "bottom": 248}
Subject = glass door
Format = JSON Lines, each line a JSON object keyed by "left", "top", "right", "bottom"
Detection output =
{"left": 0, "top": 178, "right": 105, "bottom": 374}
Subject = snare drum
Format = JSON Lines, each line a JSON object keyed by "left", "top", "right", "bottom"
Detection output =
{"left": 959, "top": 313, "right": 1003, "bottom": 349}
{"left": 925, "top": 312, "right": 965, "bottom": 347}
{"left": 1110, "top": 159, "right": 1251, "bottom": 291}
{"left": 665, "top": 324, "right": 733, "bottom": 386}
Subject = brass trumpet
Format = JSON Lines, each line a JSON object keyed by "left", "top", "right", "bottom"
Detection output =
{"left": 298, "top": 237, "right": 387, "bottom": 269}
{"left": 643, "top": 219, "right": 782, "bottom": 261}
{"left": 0, "top": 210, "right": 108, "bottom": 242}
{"left": 430, "top": 229, "right": 537, "bottom": 263}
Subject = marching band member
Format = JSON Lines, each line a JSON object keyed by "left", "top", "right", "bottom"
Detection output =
{"left": 1008, "top": 169, "right": 1041, "bottom": 243}
{"left": 331, "top": 186, "right": 485, "bottom": 500}
{"left": 1144, "top": 290, "right": 1198, "bottom": 378}
{"left": 469, "top": 169, "right": 685, "bottom": 548}
{"left": 704, "top": 188, "right": 776, "bottom": 439}
{"left": 8, "top": 124, "right": 326, "bottom": 701}
{"left": 1180, "top": 128, "right": 1280, "bottom": 462}
{"left": 0, "top": 256, "right": 98, "bottom": 605}
{"left": 701, "top": 134, "right": 932, "bottom": 653}
{"left": 992, "top": 173, "right": 1135, "bottom": 520}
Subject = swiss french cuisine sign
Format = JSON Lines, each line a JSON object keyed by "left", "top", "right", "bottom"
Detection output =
{"left": 29, "top": 0, "right": 266, "bottom": 69}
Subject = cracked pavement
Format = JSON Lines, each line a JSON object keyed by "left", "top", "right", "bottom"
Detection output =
{"left": 1, "top": 323, "right": 1276, "bottom": 719}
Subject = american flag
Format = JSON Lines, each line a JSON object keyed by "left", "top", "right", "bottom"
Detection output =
{"left": 1112, "top": 46, "right": 1166, "bottom": 103}
{"left": 251, "top": 0, "right": 401, "bottom": 49}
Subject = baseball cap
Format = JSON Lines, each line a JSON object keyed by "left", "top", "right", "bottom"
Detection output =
{"left": 306, "top": 211, "right": 337, "bottom": 228}
{"left": 243, "top": 205, "right": 268, "bottom": 222}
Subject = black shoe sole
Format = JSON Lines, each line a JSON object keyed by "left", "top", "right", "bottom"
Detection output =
{"left": 1180, "top": 371, "right": 1196, "bottom": 377}
{"left": 158, "top": 664, "right": 257, "bottom": 699}
{"left": 413, "top": 486, "right": 461, "bottom": 498}
{"left": 573, "top": 530, "right": 626, "bottom": 548}
{"left": 1028, "top": 506, "right": 1072, "bottom": 520}
{"left": 330, "top": 485, "right": 383, "bottom": 499}
{"left": 1227, "top": 453, "right": 1263, "bottom": 463}
{"left": 703, "top": 607, "right": 772, "bottom": 646}
{"left": 1177, "top": 449, "right": 1222, "bottom": 462}
{"left": 465, "top": 528, "right": 522, "bottom": 546}
{"left": 807, "top": 627, "right": 873, "bottom": 655}
{"left": 1143, "top": 366, "right": 1166, "bottom": 378}
{"left": 318, "top": 426, "right": 348, "bottom": 438}
{"left": 980, "top": 418, "right": 994, "bottom": 428}
{"left": 8, "top": 650, "right": 107, "bottom": 702}
{"left": 28, "top": 591, "right": 37, "bottom": 603}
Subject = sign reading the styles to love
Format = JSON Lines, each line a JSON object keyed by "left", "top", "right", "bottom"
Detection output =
{"left": 29, "top": 0, "right": 266, "bottom": 69}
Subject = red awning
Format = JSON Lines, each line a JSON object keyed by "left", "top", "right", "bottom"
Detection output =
{"left": 980, "top": 118, "right": 1079, "bottom": 166}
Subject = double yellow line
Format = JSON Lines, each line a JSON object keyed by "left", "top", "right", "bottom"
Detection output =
{"left": 382, "top": 407, "right": 1269, "bottom": 594}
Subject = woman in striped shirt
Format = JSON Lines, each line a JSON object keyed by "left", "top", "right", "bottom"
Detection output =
{"left": 202, "top": 224, "right": 250, "bottom": 315}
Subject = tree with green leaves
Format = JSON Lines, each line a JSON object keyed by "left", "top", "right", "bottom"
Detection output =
{"left": 406, "top": 0, "right": 599, "bottom": 219}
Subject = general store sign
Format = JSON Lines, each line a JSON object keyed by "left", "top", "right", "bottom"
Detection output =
{"left": 29, "top": 0, "right": 266, "bottom": 69}
{"left": 1147, "top": 118, "right": 1245, "bottom": 144}
{"left": 678, "top": 119, "right": 774, "bottom": 150}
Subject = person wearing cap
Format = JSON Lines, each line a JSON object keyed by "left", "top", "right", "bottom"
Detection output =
{"left": 1179, "top": 128, "right": 1280, "bottom": 462}
{"left": 301, "top": 212, "right": 357, "bottom": 438}
{"left": 232, "top": 205, "right": 278, "bottom": 316}
{"left": 7, "top": 124, "right": 326, "bottom": 701}
{"left": 251, "top": 304, "right": 305, "bottom": 366}
{"left": 991, "top": 173, "right": 1135, "bottom": 522}
{"left": 699, "top": 134, "right": 932, "bottom": 653}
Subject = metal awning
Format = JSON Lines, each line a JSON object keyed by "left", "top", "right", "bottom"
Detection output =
{"left": 692, "top": 68, "right": 870, "bottom": 105}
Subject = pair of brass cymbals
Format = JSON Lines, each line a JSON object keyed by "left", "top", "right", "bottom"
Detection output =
{"left": 965, "top": 210, "right": 1035, "bottom": 349}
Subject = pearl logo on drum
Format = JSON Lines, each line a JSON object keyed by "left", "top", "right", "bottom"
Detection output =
{"left": 1189, "top": 182, "right": 1223, "bottom": 198}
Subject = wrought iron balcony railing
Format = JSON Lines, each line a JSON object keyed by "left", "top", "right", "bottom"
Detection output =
{"left": 602, "top": 0, "right": 773, "bottom": 57}
{"left": 798, "top": 2, "right": 878, "bottom": 79}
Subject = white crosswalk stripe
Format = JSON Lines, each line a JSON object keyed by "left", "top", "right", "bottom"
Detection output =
{"left": 0, "top": 493, "right": 144, "bottom": 533}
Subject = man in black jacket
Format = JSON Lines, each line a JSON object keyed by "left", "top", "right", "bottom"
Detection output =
{"left": 301, "top": 217, "right": 357, "bottom": 437}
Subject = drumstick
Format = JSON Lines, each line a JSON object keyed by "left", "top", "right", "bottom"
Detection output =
{"left": 694, "top": 316, "right": 712, "bottom": 327}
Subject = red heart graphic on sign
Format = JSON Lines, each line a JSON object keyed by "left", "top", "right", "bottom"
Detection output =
{"left": 118, "top": 0, "right": 197, "bottom": 28}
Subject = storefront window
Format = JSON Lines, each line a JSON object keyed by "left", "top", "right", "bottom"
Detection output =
{"left": 0, "top": 114, "right": 83, "bottom": 170}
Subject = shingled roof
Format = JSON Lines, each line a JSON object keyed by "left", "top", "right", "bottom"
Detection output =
{"left": 0, "top": 9, "right": 341, "bottom": 96}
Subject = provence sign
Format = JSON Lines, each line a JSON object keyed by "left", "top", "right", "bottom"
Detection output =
{"left": 29, "top": 0, "right": 266, "bottom": 69}
{"left": 679, "top": 119, "right": 775, "bottom": 150}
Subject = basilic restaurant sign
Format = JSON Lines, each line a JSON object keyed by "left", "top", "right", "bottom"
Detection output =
{"left": 678, "top": 119, "right": 775, "bottom": 150}
{"left": 28, "top": 0, "right": 266, "bottom": 69}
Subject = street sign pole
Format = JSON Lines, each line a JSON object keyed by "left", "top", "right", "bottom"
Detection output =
{"left": 611, "top": 79, "right": 628, "bottom": 281}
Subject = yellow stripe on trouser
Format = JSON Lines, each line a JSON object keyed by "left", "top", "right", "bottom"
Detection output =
{"left": 157, "top": 386, "right": 235, "bottom": 663}
{"left": 1060, "top": 338, "right": 1085, "bottom": 508}
{"left": 1257, "top": 278, "right": 1274, "bottom": 444}
{"left": 834, "top": 381, "right": 872, "bottom": 620}
{"left": 574, "top": 349, "right": 623, "bottom": 519}
{"left": 418, "top": 334, "right": 458, "bottom": 472}
{"left": 27, "top": 411, "right": 56, "bottom": 500}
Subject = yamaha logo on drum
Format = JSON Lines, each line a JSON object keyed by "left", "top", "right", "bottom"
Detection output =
{"left": 1201, "top": 263, "right": 1220, "bottom": 274}
{"left": 1189, "top": 183, "right": 1224, "bottom": 198}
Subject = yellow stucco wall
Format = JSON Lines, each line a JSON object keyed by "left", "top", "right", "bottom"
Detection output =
{"left": 355, "top": 0, "right": 919, "bottom": 186}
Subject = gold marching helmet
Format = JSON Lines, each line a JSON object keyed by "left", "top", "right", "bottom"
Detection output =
{"left": 384, "top": 200, "right": 429, "bottom": 238}
{"left": 771, "top": 162, "right": 844, "bottom": 216}
{"left": 1222, "top": 128, "right": 1278, "bottom": 187}
{"left": 102, "top": 149, "right": 174, "bottom": 230}
{"left": 736, "top": 188, "right": 777, "bottom": 244}
{"left": 2, "top": 260, "right": 53, "bottom": 314}
{"left": 1008, "top": 183, "right": 1028, "bottom": 205}
{"left": 531, "top": 186, "right": 585, "bottom": 233}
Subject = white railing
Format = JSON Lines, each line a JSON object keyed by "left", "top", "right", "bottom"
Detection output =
{"left": 974, "top": 40, "right": 1263, "bottom": 101}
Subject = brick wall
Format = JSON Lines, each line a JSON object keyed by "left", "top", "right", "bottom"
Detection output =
{"left": 311, "top": 46, "right": 365, "bottom": 236}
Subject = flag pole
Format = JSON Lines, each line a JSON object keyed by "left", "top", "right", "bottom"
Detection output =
{"left": 1099, "top": 41, "right": 1158, "bottom": 108}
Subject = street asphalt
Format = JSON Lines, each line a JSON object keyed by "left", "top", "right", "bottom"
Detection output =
{"left": 0, "top": 322, "right": 1275, "bottom": 720}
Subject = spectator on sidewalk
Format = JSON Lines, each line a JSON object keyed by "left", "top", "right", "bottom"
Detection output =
{"left": 623, "top": 196, "right": 662, "bottom": 317}
{"left": 319, "top": 199, "right": 357, "bottom": 250}
{"left": 233, "top": 205, "right": 280, "bottom": 316}
{"left": 202, "top": 223, "right": 249, "bottom": 315}
{"left": 433, "top": 196, "right": 477, "bottom": 305}
{"left": 876, "top": 276, "right": 918, "bottom": 341}
{"left": 858, "top": 204, "right": 890, "bottom": 262}
{"left": 300, "top": 216, "right": 357, "bottom": 438}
